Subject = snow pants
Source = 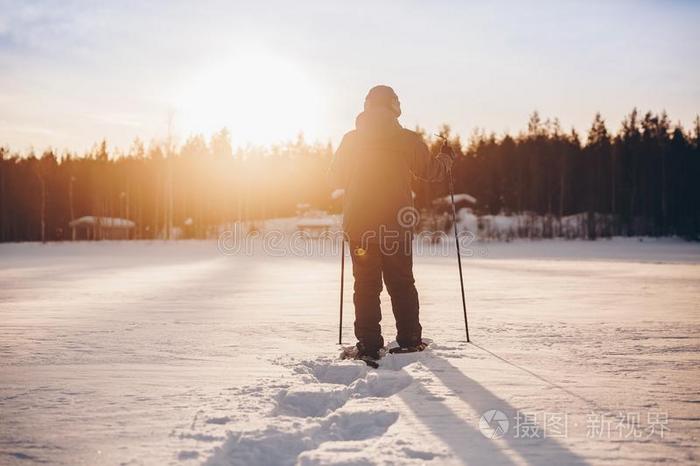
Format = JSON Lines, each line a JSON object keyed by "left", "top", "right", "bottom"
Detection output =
{"left": 350, "top": 242, "right": 421, "bottom": 351}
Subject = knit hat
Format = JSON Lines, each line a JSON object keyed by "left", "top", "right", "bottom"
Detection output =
{"left": 364, "top": 85, "right": 401, "bottom": 117}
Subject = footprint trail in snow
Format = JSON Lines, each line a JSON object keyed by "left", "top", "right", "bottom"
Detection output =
{"left": 194, "top": 344, "right": 458, "bottom": 466}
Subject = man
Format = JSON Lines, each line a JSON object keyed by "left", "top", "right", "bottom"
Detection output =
{"left": 329, "top": 85, "right": 453, "bottom": 361}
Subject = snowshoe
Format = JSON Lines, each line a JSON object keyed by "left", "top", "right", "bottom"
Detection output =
{"left": 359, "top": 356, "right": 379, "bottom": 369}
{"left": 339, "top": 344, "right": 386, "bottom": 368}
{"left": 388, "top": 341, "right": 428, "bottom": 354}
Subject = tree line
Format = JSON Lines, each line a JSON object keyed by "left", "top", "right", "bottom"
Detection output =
{"left": 0, "top": 109, "right": 698, "bottom": 242}
{"left": 419, "top": 110, "right": 700, "bottom": 239}
{"left": 0, "top": 129, "right": 333, "bottom": 242}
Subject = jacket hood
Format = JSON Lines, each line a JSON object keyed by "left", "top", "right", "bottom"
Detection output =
{"left": 355, "top": 107, "right": 402, "bottom": 137}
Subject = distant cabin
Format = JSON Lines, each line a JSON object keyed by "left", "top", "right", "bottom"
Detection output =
{"left": 69, "top": 216, "right": 136, "bottom": 240}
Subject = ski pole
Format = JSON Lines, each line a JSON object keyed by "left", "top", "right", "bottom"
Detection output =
{"left": 438, "top": 135, "right": 470, "bottom": 343}
{"left": 338, "top": 239, "right": 345, "bottom": 345}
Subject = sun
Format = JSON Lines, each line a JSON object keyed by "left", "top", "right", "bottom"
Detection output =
{"left": 175, "top": 51, "right": 321, "bottom": 146}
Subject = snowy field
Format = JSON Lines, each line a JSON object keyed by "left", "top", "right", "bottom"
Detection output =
{"left": 1, "top": 238, "right": 699, "bottom": 465}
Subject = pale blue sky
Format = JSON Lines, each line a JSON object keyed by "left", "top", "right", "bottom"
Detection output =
{"left": 0, "top": 0, "right": 698, "bottom": 153}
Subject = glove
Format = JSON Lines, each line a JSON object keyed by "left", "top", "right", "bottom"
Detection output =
{"left": 437, "top": 141, "right": 455, "bottom": 171}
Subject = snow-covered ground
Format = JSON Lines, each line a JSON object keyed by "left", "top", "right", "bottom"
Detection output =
{"left": 1, "top": 238, "right": 699, "bottom": 465}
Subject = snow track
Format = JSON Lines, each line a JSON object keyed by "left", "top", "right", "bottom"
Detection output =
{"left": 204, "top": 352, "right": 426, "bottom": 466}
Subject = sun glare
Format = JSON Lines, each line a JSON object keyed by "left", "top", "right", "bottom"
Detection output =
{"left": 176, "top": 51, "right": 321, "bottom": 146}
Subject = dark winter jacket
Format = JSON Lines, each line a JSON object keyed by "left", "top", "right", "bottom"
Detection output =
{"left": 329, "top": 107, "right": 448, "bottom": 243}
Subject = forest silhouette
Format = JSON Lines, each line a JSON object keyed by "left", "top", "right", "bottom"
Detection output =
{"left": 1, "top": 109, "right": 698, "bottom": 242}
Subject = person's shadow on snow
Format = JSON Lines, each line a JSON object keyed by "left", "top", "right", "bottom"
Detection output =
{"left": 395, "top": 352, "right": 590, "bottom": 466}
